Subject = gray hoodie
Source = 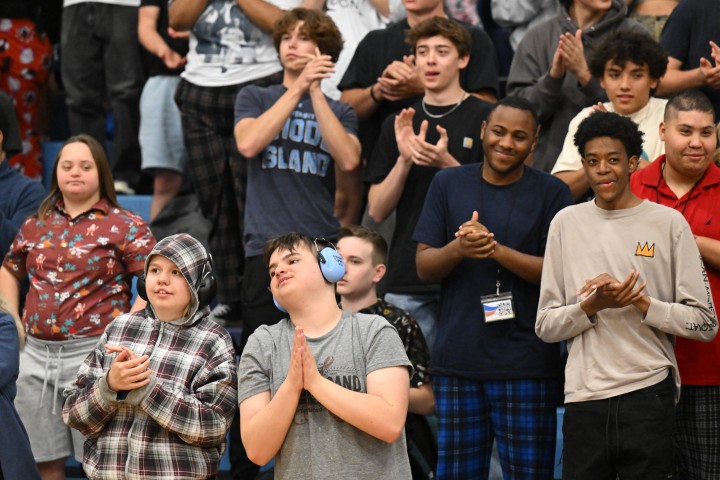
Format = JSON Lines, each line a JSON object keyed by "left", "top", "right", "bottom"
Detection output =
{"left": 507, "top": 0, "right": 647, "bottom": 172}
{"left": 144, "top": 233, "right": 212, "bottom": 327}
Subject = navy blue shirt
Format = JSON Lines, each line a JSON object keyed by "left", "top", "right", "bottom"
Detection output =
{"left": 661, "top": 0, "right": 720, "bottom": 120}
{"left": 0, "top": 160, "right": 45, "bottom": 258}
{"left": 413, "top": 163, "right": 572, "bottom": 380}
{"left": 0, "top": 312, "right": 41, "bottom": 479}
{"left": 234, "top": 84, "right": 358, "bottom": 256}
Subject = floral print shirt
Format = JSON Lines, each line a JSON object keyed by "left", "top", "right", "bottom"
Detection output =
{"left": 3, "top": 199, "right": 155, "bottom": 340}
{"left": 359, "top": 298, "right": 431, "bottom": 387}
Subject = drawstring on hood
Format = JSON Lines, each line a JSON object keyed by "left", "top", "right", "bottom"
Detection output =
{"left": 144, "top": 234, "right": 212, "bottom": 326}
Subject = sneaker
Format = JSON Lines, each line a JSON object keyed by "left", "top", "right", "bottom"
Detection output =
{"left": 208, "top": 303, "right": 239, "bottom": 326}
{"left": 114, "top": 180, "right": 135, "bottom": 195}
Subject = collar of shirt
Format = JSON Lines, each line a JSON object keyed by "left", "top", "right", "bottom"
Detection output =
{"left": 54, "top": 197, "right": 112, "bottom": 218}
{"left": 639, "top": 155, "right": 720, "bottom": 201}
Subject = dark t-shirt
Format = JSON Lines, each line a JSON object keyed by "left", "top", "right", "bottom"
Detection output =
{"left": 234, "top": 84, "right": 358, "bottom": 256}
{"left": 338, "top": 18, "right": 498, "bottom": 157}
{"left": 0, "top": 161, "right": 45, "bottom": 258}
{"left": 366, "top": 95, "right": 492, "bottom": 294}
{"left": 660, "top": 0, "right": 720, "bottom": 120}
{"left": 413, "top": 163, "right": 573, "bottom": 380}
{"left": 358, "top": 298, "right": 431, "bottom": 387}
{"left": 0, "top": 1, "right": 40, "bottom": 18}
{"left": 140, "top": 0, "right": 189, "bottom": 77}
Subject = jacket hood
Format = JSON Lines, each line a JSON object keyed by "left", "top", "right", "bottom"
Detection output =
{"left": 144, "top": 233, "right": 211, "bottom": 326}
{"left": 559, "top": 0, "right": 629, "bottom": 37}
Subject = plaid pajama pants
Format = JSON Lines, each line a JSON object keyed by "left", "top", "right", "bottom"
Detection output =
{"left": 433, "top": 375, "right": 561, "bottom": 479}
{"left": 174, "top": 74, "right": 280, "bottom": 302}
{"left": 675, "top": 385, "right": 720, "bottom": 480}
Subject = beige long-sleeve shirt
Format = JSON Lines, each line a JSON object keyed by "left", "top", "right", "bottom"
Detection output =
{"left": 536, "top": 200, "right": 717, "bottom": 403}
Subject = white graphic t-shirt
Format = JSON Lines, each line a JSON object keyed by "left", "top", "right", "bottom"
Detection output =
{"left": 182, "top": 0, "right": 299, "bottom": 87}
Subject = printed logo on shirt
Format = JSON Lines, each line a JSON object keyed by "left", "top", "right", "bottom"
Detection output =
{"left": 293, "top": 355, "right": 363, "bottom": 425}
{"left": 262, "top": 110, "right": 331, "bottom": 176}
{"left": 700, "top": 260, "right": 717, "bottom": 319}
{"left": 326, "top": 0, "right": 363, "bottom": 10}
{"left": 463, "top": 137, "right": 473, "bottom": 149}
{"left": 195, "top": 2, "right": 266, "bottom": 68}
{"left": 634, "top": 242, "right": 655, "bottom": 258}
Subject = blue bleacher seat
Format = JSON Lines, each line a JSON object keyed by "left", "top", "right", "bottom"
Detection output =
{"left": 118, "top": 195, "right": 152, "bottom": 222}
{"left": 41, "top": 141, "right": 62, "bottom": 189}
{"left": 117, "top": 195, "right": 152, "bottom": 304}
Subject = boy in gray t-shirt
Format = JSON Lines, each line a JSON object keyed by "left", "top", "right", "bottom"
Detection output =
{"left": 238, "top": 232, "right": 412, "bottom": 480}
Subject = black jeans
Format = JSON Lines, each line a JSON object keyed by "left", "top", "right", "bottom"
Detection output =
{"left": 562, "top": 374, "right": 675, "bottom": 480}
{"left": 61, "top": 3, "right": 144, "bottom": 183}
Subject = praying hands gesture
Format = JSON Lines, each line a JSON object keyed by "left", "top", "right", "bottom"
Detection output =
{"left": 285, "top": 326, "right": 323, "bottom": 394}
{"left": 394, "top": 107, "right": 459, "bottom": 169}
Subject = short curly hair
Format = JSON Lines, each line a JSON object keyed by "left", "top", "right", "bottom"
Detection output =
{"left": 272, "top": 8, "right": 343, "bottom": 63}
{"left": 589, "top": 30, "right": 668, "bottom": 81}
{"left": 405, "top": 17, "right": 472, "bottom": 59}
{"left": 486, "top": 95, "right": 539, "bottom": 131}
{"left": 574, "top": 111, "right": 644, "bottom": 159}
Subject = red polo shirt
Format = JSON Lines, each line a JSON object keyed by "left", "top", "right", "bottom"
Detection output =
{"left": 631, "top": 155, "right": 720, "bottom": 385}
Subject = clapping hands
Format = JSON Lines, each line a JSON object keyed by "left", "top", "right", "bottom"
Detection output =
{"left": 105, "top": 344, "right": 152, "bottom": 392}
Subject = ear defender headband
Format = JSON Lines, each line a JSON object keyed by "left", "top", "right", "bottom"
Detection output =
{"left": 273, "top": 238, "right": 346, "bottom": 313}
{"left": 314, "top": 238, "right": 346, "bottom": 283}
{"left": 137, "top": 254, "right": 217, "bottom": 309}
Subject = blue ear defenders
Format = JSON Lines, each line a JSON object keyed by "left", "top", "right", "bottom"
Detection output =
{"left": 137, "top": 255, "right": 217, "bottom": 309}
{"left": 272, "top": 238, "right": 346, "bottom": 313}
{"left": 273, "top": 296, "right": 288, "bottom": 313}
{"left": 315, "top": 239, "right": 346, "bottom": 283}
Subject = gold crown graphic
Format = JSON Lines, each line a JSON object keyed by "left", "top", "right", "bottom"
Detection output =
{"left": 635, "top": 242, "right": 655, "bottom": 257}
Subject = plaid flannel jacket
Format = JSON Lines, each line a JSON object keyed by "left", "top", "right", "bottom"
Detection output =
{"left": 63, "top": 310, "right": 237, "bottom": 479}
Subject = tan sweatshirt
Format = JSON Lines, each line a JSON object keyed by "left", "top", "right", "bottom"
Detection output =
{"left": 536, "top": 200, "right": 717, "bottom": 403}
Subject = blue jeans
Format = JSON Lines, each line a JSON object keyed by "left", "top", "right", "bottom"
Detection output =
{"left": 61, "top": 3, "right": 144, "bottom": 182}
{"left": 384, "top": 292, "right": 439, "bottom": 351}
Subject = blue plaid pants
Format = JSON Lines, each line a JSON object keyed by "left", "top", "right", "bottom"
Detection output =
{"left": 433, "top": 375, "right": 561, "bottom": 479}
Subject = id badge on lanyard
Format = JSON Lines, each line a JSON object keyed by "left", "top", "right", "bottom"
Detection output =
{"left": 481, "top": 269, "right": 515, "bottom": 322}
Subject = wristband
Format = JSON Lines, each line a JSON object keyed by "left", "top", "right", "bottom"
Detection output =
{"left": 369, "top": 83, "right": 381, "bottom": 103}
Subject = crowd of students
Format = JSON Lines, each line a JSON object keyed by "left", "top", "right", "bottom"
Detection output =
{"left": 1, "top": 0, "right": 720, "bottom": 479}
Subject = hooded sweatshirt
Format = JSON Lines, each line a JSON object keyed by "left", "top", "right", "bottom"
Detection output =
{"left": 142, "top": 233, "right": 215, "bottom": 326}
{"left": 63, "top": 234, "right": 237, "bottom": 480}
{"left": 507, "top": 0, "right": 647, "bottom": 172}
